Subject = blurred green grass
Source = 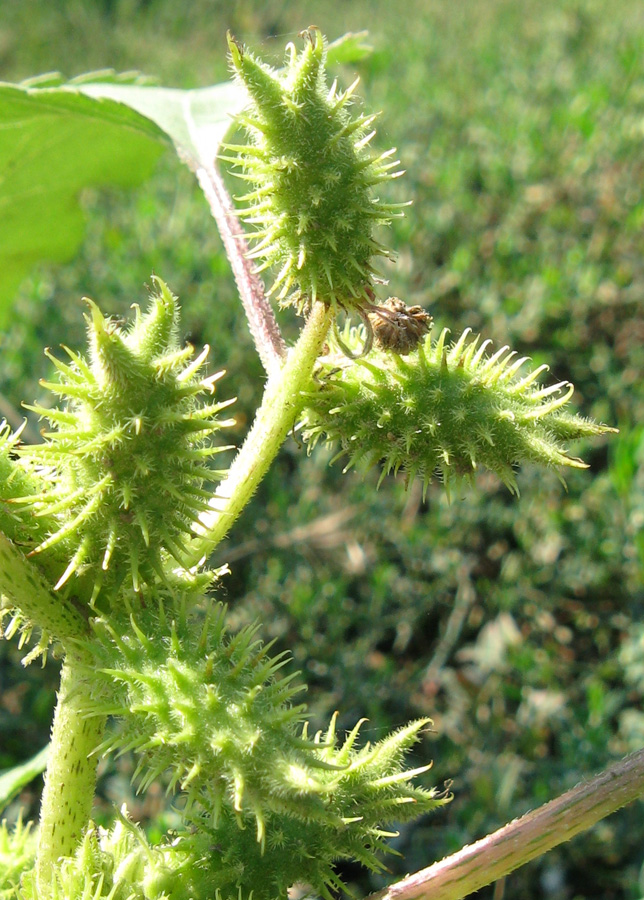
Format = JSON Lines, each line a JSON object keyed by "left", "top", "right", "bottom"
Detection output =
{"left": 1, "top": 1, "right": 643, "bottom": 898}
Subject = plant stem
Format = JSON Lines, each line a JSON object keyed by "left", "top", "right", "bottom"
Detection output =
{"left": 0, "top": 533, "right": 88, "bottom": 651}
{"left": 186, "top": 300, "right": 332, "bottom": 566}
{"left": 369, "top": 748, "right": 644, "bottom": 900}
{"left": 35, "top": 654, "right": 106, "bottom": 897}
{"left": 194, "top": 161, "right": 287, "bottom": 376}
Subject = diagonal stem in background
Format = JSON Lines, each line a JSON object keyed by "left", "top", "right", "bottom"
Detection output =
{"left": 369, "top": 747, "right": 644, "bottom": 900}
{"left": 194, "top": 161, "right": 286, "bottom": 376}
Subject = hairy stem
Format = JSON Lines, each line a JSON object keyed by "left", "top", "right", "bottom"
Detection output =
{"left": 0, "top": 533, "right": 88, "bottom": 650}
{"left": 194, "top": 161, "right": 287, "bottom": 376}
{"left": 370, "top": 748, "right": 644, "bottom": 900}
{"left": 35, "top": 655, "right": 106, "bottom": 897}
{"left": 186, "top": 301, "right": 332, "bottom": 565}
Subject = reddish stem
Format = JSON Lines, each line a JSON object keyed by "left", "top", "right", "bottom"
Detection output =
{"left": 194, "top": 161, "right": 286, "bottom": 376}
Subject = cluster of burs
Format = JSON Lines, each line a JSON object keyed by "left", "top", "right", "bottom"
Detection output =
{"left": 225, "top": 28, "right": 609, "bottom": 497}
{"left": 1, "top": 29, "right": 610, "bottom": 900}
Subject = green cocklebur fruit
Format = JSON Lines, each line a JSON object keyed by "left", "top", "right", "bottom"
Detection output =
{"left": 18, "top": 278, "right": 234, "bottom": 603}
{"left": 224, "top": 28, "right": 405, "bottom": 312}
{"left": 302, "top": 325, "right": 616, "bottom": 495}
{"left": 0, "top": 817, "right": 36, "bottom": 899}
{"left": 88, "top": 601, "right": 310, "bottom": 840}
{"left": 18, "top": 706, "right": 440, "bottom": 898}
{"left": 0, "top": 424, "right": 43, "bottom": 546}
{"left": 0, "top": 422, "right": 91, "bottom": 662}
{"left": 18, "top": 816, "right": 147, "bottom": 900}
{"left": 29, "top": 786, "right": 443, "bottom": 900}
{"left": 87, "top": 597, "right": 442, "bottom": 846}
{"left": 80, "top": 600, "right": 445, "bottom": 899}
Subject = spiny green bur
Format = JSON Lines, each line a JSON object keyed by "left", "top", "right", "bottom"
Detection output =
{"left": 224, "top": 28, "right": 404, "bottom": 312}
{"left": 0, "top": 818, "right": 36, "bottom": 898}
{"left": 0, "top": 426, "right": 88, "bottom": 661}
{"left": 80, "top": 601, "right": 444, "bottom": 900}
{"left": 20, "top": 277, "right": 233, "bottom": 603}
{"left": 0, "top": 424, "right": 51, "bottom": 547}
{"left": 302, "top": 326, "right": 615, "bottom": 495}
{"left": 25, "top": 805, "right": 448, "bottom": 900}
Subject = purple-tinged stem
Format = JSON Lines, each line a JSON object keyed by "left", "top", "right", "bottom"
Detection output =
{"left": 195, "top": 162, "right": 286, "bottom": 376}
{"left": 369, "top": 748, "right": 644, "bottom": 900}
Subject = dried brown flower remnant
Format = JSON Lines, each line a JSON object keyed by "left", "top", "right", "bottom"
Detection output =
{"left": 368, "top": 297, "right": 432, "bottom": 354}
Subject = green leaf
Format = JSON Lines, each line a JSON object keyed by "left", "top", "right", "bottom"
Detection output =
{"left": 0, "top": 82, "right": 169, "bottom": 323}
{"left": 0, "top": 74, "right": 248, "bottom": 323}
{"left": 78, "top": 80, "right": 245, "bottom": 167}
{"left": 0, "top": 31, "right": 368, "bottom": 321}
{"left": 326, "top": 31, "right": 373, "bottom": 65}
{"left": 61, "top": 30, "right": 371, "bottom": 168}
{"left": 0, "top": 745, "right": 49, "bottom": 814}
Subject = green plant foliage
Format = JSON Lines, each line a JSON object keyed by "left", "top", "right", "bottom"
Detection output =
{"left": 0, "top": 424, "right": 48, "bottom": 547}
{"left": 18, "top": 817, "right": 145, "bottom": 900}
{"left": 0, "top": 5, "right": 639, "bottom": 899}
{"left": 22, "top": 800, "right": 452, "bottom": 900}
{"left": 224, "top": 28, "right": 404, "bottom": 312}
{"left": 76, "top": 34, "right": 369, "bottom": 171}
{"left": 0, "top": 79, "right": 168, "bottom": 323}
{"left": 78, "top": 79, "right": 244, "bottom": 169}
{"left": 0, "top": 748, "right": 49, "bottom": 816}
{"left": 0, "top": 818, "right": 36, "bottom": 900}
{"left": 303, "top": 325, "right": 613, "bottom": 495}
{"left": 18, "top": 278, "right": 234, "bottom": 602}
{"left": 83, "top": 600, "right": 444, "bottom": 894}
{"left": 0, "top": 272, "right": 447, "bottom": 898}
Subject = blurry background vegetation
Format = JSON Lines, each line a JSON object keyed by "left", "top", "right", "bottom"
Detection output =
{"left": 1, "top": 1, "right": 643, "bottom": 898}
